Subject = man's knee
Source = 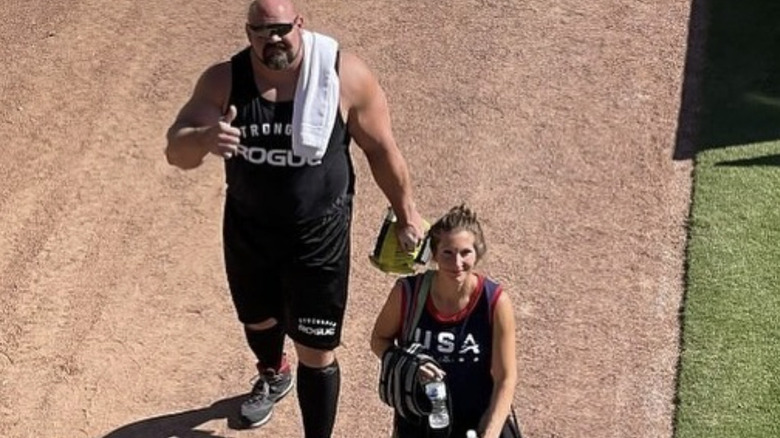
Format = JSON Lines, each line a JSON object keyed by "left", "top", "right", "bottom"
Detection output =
{"left": 294, "top": 342, "right": 336, "bottom": 368}
{"left": 245, "top": 318, "right": 279, "bottom": 331}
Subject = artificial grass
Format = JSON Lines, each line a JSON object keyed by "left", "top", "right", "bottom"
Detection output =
{"left": 676, "top": 144, "right": 780, "bottom": 438}
{"left": 674, "top": 1, "right": 780, "bottom": 436}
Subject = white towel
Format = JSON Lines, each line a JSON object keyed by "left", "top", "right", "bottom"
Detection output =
{"left": 292, "top": 30, "right": 340, "bottom": 160}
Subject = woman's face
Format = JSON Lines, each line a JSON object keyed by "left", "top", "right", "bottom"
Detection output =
{"left": 433, "top": 229, "right": 478, "bottom": 282}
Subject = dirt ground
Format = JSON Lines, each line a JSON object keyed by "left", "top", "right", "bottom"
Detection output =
{"left": 0, "top": 0, "right": 694, "bottom": 437}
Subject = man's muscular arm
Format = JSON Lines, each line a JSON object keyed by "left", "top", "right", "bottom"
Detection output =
{"left": 340, "top": 52, "right": 424, "bottom": 250}
{"left": 165, "top": 62, "right": 239, "bottom": 169}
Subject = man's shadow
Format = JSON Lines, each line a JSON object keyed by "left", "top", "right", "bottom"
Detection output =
{"left": 100, "top": 395, "right": 248, "bottom": 438}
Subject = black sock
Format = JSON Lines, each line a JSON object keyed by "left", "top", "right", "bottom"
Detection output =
{"left": 244, "top": 324, "right": 286, "bottom": 371}
{"left": 297, "top": 359, "right": 340, "bottom": 438}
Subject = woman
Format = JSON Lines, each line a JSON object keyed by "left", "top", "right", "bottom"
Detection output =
{"left": 371, "top": 205, "right": 518, "bottom": 438}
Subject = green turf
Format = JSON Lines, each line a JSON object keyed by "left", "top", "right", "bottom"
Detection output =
{"left": 674, "top": 2, "right": 780, "bottom": 436}
{"left": 676, "top": 143, "right": 780, "bottom": 438}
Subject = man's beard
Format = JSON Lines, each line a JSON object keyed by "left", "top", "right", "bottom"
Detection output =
{"left": 262, "top": 44, "right": 294, "bottom": 70}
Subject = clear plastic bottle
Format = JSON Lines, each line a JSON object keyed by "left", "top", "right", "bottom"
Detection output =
{"left": 424, "top": 380, "right": 450, "bottom": 429}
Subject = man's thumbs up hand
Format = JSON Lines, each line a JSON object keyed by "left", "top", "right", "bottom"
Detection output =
{"left": 209, "top": 105, "right": 241, "bottom": 159}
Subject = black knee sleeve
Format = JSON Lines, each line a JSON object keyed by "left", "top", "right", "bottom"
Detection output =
{"left": 297, "top": 360, "right": 341, "bottom": 438}
{"left": 244, "top": 323, "right": 285, "bottom": 371}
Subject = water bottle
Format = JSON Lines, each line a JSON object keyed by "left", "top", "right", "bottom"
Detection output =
{"left": 424, "top": 379, "right": 450, "bottom": 429}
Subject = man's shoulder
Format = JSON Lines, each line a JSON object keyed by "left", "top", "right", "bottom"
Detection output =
{"left": 202, "top": 59, "right": 232, "bottom": 80}
{"left": 338, "top": 51, "right": 378, "bottom": 104}
{"left": 202, "top": 47, "right": 249, "bottom": 80}
{"left": 189, "top": 59, "right": 232, "bottom": 108}
{"left": 337, "top": 51, "right": 368, "bottom": 78}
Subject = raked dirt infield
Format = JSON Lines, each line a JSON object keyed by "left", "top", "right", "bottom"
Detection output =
{"left": 0, "top": 1, "right": 694, "bottom": 437}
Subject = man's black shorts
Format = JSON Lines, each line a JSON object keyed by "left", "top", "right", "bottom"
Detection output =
{"left": 222, "top": 194, "right": 351, "bottom": 350}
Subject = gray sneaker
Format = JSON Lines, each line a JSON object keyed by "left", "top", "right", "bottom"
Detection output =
{"left": 240, "top": 366, "right": 294, "bottom": 428}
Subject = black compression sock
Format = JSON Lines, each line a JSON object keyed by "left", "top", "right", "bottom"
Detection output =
{"left": 297, "top": 360, "right": 341, "bottom": 438}
{"left": 244, "top": 324, "right": 286, "bottom": 371}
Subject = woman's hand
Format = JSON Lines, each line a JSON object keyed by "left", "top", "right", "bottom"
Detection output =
{"left": 417, "top": 361, "right": 446, "bottom": 383}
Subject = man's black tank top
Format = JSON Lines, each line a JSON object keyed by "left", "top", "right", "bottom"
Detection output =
{"left": 225, "top": 47, "right": 354, "bottom": 225}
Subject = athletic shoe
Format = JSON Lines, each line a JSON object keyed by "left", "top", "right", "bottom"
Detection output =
{"left": 240, "top": 362, "right": 294, "bottom": 428}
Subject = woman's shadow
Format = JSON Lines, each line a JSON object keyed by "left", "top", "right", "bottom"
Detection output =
{"left": 100, "top": 395, "right": 248, "bottom": 438}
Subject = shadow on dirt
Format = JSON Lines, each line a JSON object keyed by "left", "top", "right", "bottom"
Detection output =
{"left": 673, "top": 0, "right": 707, "bottom": 160}
{"left": 674, "top": 0, "right": 780, "bottom": 160}
{"left": 100, "top": 395, "right": 248, "bottom": 438}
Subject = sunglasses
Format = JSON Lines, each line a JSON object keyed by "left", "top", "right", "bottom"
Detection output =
{"left": 247, "top": 22, "right": 295, "bottom": 39}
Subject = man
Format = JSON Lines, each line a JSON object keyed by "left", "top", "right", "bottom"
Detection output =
{"left": 165, "top": 0, "right": 425, "bottom": 436}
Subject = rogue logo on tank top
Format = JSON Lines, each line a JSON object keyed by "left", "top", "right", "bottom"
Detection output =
{"left": 234, "top": 122, "right": 323, "bottom": 167}
{"left": 412, "top": 328, "right": 483, "bottom": 364}
{"left": 235, "top": 145, "right": 322, "bottom": 167}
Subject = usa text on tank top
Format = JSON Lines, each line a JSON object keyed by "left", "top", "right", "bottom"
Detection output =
{"left": 408, "top": 274, "right": 502, "bottom": 422}
{"left": 225, "top": 47, "right": 354, "bottom": 225}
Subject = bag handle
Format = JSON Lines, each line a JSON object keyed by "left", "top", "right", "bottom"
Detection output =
{"left": 509, "top": 404, "right": 523, "bottom": 438}
{"left": 403, "top": 270, "right": 434, "bottom": 344}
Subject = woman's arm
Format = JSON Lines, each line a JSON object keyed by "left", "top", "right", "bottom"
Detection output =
{"left": 370, "top": 281, "right": 404, "bottom": 359}
{"left": 479, "top": 292, "right": 517, "bottom": 438}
